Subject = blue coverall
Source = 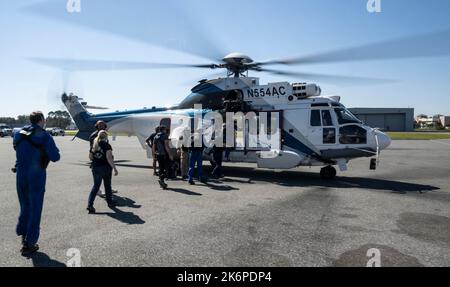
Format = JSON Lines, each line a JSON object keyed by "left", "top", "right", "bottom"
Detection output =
{"left": 13, "top": 125, "right": 60, "bottom": 246}
{"left": 188, "top": 149, "right": 204, "bottom": 182}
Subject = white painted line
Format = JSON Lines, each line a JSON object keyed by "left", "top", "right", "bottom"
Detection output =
{"left": 431, "top": 140, "right": 450, "bottom": 147}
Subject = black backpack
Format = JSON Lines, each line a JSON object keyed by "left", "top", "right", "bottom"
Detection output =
{"left": 154, "top": 132, "right": 167, "bottom": 155}
{"left": 92, "top": 147, "right": 106, "bottom": 162}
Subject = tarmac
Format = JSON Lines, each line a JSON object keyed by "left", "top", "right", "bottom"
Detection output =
{"left": 0, "top": 136, "right": 449, "bottom": 267}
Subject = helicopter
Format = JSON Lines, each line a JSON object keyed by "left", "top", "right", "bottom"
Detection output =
{"left": 50, "top": 51, "right": 393, "bottom": 180}
{"left": 25, "top": 1, "right": 450, "bottom": 179}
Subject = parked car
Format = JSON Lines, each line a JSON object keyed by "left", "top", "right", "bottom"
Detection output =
{"left": 46, "top": 127, "right": 66, "bottom": 137}
{"left": 0, "top": 124, "right": 13, "bottom": 138}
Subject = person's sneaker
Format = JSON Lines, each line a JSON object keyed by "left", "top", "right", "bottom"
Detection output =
{"left": 189, "top": 180, "right": 195, "bottom": 185}
{"left": 86, "top": 206, "right": 96, "bottom": 214}
{"left": 182, "top": 176, "right": 188, "bottom": 181}
{"left": 21, "top": 244, "right": 39, "bottom": 257}
{"left": 158, "top": 180, "right": 168, "bottom": 189}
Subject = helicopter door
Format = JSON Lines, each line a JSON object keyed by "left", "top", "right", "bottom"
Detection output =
{"left": 308, "top": 109, "right": 337, "bottom": 146}
{"left": 243, "top": 111, "right": 282, "bottom": 152}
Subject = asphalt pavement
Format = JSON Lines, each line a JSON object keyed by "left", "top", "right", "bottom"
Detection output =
{"left": 0, "top": 136, "right": 449, "bottom": 267}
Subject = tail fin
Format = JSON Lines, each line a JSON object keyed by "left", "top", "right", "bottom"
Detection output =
{"left": 62, "top": 93, "right": 95, "bottom": 141}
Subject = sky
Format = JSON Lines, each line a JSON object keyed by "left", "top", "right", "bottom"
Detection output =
{"left": 1, "top": 0, "right": 450, "bottom": 118}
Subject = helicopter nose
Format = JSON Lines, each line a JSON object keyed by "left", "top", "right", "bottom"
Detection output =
{"left": 375, "top": 130, "right": 392, "bottom": 150}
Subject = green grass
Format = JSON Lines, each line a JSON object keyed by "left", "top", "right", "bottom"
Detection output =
{"left": 387, "top": 132, "right": 450, "bottom": 140}
{"left": 65, "top": 130, "right": 77, "bottom": 136}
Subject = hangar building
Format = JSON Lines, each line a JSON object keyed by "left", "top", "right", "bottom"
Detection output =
{"left": 349, "top": 108, "right": 415, "bottom": 132}
{"left": 440, "top": 116, "right": 450, "bottom": 127}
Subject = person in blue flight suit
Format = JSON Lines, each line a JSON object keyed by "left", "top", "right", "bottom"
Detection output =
{"left": 13, "top": 111, "right": 60, "bottom": 256}
{"left": 187, "top": 129, "right": 208, "bottom": 185}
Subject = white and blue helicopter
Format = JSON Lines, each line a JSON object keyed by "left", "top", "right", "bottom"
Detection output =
{"left": 26, "top": 0, "right": 450, "bottom": 179}
{"left": 50, "top": 52, "right": 393, "bottom": 180}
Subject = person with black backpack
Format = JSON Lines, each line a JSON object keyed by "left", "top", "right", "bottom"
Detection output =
{"left": 87, "top": 130, "right": 118, "bottom": 214}
{"left": 13, "top": 111, "right": 60, "bottom": 256}
{"left": 89, "top": 120, "right": 107, "bottom": 148}
{"left": 145, "top": 126, "right": 160, "bottom": 176}
{"left": 152, "top": 126, "right": 173, "bottom": 189}
{"left": 89, "top": 120, "right": 117, "bottom": 198}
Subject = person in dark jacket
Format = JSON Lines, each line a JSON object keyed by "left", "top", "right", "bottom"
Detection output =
{"left": 152, "top": 126, "right": 173, "bottom": 189}
{"left": 13, "top": 111, "right": 60, "bottom": 256}
{"left": 89, "top": 120, "right": 118, "bottom": 197}
{"left": 89, "top": 120, "right": 107, "bottom": 148}
{"left": 146, "top": 126, "right": 160, "bottom": 176}
{"left": 87, "top": 130, "right": 118, "bottom": 214}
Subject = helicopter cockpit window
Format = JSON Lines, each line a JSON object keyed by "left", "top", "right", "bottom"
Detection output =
{"left": 321, "top": 110, "right": 333, "bottom": 126}
{"left": 310, "top": 110, "right": 321, "bottom": 127}
{"left": 339, "top": 125, "right": 367, "bottom": 144}
{"left": 334, "top": 108, "right": 362, "bottom": 125}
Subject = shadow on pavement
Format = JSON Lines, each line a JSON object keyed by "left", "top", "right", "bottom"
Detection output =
{"left": 219, "top": 166, "right": 440, "bottom": 194}
{"left": 94, "top": 195, "right": 145, "bottom": 225}
{"left": 115, "top": 163, "right": 152, "bottom": 170}
{"left": 95, "top": 207, "right": 146, "bottom": 225}
{"left": 29, "top": 252, "right": 66, "bottom": 267}
{"left": 113, "top": 195, "right": 142, "bottom": 208}
{"left": 108, "top": 162, "right": 440, "bottom": 194}
{"left": 165, "top": 187, "right": 202, "bottom": 196}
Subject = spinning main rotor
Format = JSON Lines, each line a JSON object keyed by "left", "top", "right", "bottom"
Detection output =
{"left": 24, "top": 0, "right": 450, "bottom": 86}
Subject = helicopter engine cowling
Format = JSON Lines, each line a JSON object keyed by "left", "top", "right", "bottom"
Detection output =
{"left": 292, "top": 83, "right": 321, "bottom": 99}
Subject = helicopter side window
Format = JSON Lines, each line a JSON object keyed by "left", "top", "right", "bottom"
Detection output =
{"left": 335, "top": 108, "right": 361, "bottom": 125}
{"left": 323, "top": 128, "right": 336, "bottom": 144}
{"left": 339, "top": 125, "right": 367, "bottom": 144}
{"left": 321, "top": 110, "right": 333, "bottom": 127}
{"left": 310, "top": 110, "right": 321, "bottom": 127}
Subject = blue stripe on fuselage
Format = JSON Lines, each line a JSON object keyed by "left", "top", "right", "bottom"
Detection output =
{"left": 95, "top": 107, "right": 170, "bottom": 118}
{"left": 282, "top": 130, "right": 318, "bottom": 157}
{"left": 91, "top": 108, "right": 212, "bottom": 124}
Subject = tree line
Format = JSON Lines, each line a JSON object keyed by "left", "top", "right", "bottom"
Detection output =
{"left": 0, "top": 111, "right": 73, "bottom": 129}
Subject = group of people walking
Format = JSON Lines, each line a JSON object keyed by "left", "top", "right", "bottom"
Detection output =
{"left": 12, "top": 113, "right": 225, "bottom": 257}
{"left": 145, "top": 124, "right": 225, "bottom": 189}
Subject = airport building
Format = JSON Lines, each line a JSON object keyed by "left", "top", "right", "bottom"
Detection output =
{"left": 349, "top": 108, "right": 415, "bottom": 132}
{"left": 440, "top": 116, "right": 450, "bottom": 127}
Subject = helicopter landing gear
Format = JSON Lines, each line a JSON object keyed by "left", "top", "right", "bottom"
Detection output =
{"left": 320, "top": 165, "right": 337, "bottom": 180}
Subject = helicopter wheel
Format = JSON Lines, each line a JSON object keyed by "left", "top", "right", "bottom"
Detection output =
{"left": 320, "top": 166, "right": 337, "bottom": 180}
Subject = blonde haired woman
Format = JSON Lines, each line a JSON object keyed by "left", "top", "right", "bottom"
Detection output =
{"left": 87, "top": 130, "right": 118, "bottom": 214}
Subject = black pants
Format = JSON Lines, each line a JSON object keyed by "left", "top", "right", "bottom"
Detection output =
{"left": 88, "top": 165, "right": 113, "bottom": 207}
{"left": 157, "top": 155, "right": 169, "bottom": 181}
{"left": 212, "top": 148, "right": 224, "bottom": 177}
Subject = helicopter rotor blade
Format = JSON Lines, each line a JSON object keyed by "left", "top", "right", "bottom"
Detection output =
{"left": 47, "top": 72, "right": 84, "bottom": 110}
{"left": 30, "top": 57, "right": 219, "bottom": 72}
{"left": 253, "top": 29, "right": 450, "bottom": 66}
{"left": 22, "top": 0, "right": 227, "bottom": 62}
{"left": 179, "top": 71, "right": 228, "bottom": 86}
{"left": 252, "top": 68, "right": 397, "bottom": 86}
